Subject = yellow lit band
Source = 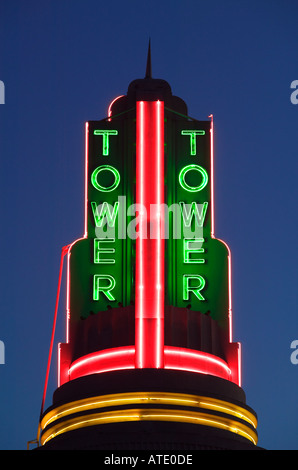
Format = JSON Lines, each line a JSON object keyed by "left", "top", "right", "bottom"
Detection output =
{"left": 41, "top": 392, "right": 257, "bottom": 446}
{"left": 41, "top": 407, "right": 257, "bottom": 446}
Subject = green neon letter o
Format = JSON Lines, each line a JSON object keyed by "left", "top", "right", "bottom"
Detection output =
{"left": 179, "top": 164, "right": 208, "bottom": 192}
{"left": 91, "top": 165, "right": 120, "bottom": 192}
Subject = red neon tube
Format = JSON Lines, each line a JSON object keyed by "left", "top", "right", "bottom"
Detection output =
{"left": 67, "top": 346, "right": 233, "bottom": 383}
{"left": 135, "top": 100, "right": 165, "bottom": 368}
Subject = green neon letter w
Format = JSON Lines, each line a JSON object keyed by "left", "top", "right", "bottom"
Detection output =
{"left": 91, "top": 201, "right": 119, "bottom": 227}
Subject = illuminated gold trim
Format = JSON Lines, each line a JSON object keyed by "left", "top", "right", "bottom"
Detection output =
{"left": 41, "top": 407, "right": 258, "bottom": 446}
{"left": 41, "top": 391, "right": 257, "bottom": 446}
{"left": 42, "top": 391, "right": 257, "bottom": 430}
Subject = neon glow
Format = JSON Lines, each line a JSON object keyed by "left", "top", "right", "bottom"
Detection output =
{"left": 183, "top": 238, "right": 205, "bottom": 263}
{"left": 183, "top": 274, "right": 206, "bottom": 301}
{"left": 209, "top": 115, "right": 215, "bottom": 237}
{"left": 91, "top": 201, "right": 119, "bottom": 227}
{"left": 54, "top": 102, "right": 241, "bottom": 430}
{"left": 84, "top": 122, "right": 89, "bottom": 237}
{"left": 41, "top": 407, "right": 257, "bottom": 447}
{"left": 67, "top": 345, "right": 231, "bottom": 382}
{"left": 94, "top": 238, "right": 115, "bottom": 264}
{"left": 179, "top": 201, "right": 208, "bottom": 228}
{"left": 181, "top": 130, "right": 205, "bottom": 155}
{"left": 41, "top": 391, "right": 257, "bottom": 431}
{"left": 107, "top": 95, "right": 124, "bottom": 121}
{"left": 216, "top": 237, "right": 233, "bottom": 343}
{"left": 40, "top": 391, "right": 257, "bottom": 447}
{"left": 93, "top": 274, "right": 116, "bottom": 301}
{"left": 93, "top": 129, "right": 118, "bottom": 156}
{"left": 208, "top": 114, "right": 239, "bottom": 381}
{"left": 69, "top": 347, "right": 135, "bottom": 380}
{"left": 135, "top": 100, "right": 164, "bottom": 369}
{"left": 35, "top": 81, "right": 251, "bottom": 452}
{"left": 66, "top": 237, "right": 86, "bottom": 344}
{"left": 164, "top": 346, "right": 231, "bottom": 377}
{"left": 178, "top": 164, "right": 208, "bottom": 192}
{"left": 91, "top": 165, "right": 120, "bottom": 192}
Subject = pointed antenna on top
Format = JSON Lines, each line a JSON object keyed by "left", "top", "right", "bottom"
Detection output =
{"left": 145, "top": 38, "right": 152, "bottom": 78}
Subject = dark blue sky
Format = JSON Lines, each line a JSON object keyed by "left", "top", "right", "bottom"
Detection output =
{"left": 0, "top": 0, "right": 297, "bottom": 450}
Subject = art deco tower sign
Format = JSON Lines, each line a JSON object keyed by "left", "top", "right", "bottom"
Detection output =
{"left": 36, "top": 50, "right": 259, "bottom": 450}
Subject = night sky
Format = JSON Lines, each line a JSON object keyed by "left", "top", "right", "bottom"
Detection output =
{"left": 0, "top": 0, "right": 297, "bottom": 450}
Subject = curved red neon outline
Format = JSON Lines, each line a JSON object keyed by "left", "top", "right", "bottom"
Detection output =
{"left": 164, "top": 346, "right": 231, "bottom": 379}
{"left": 69, "top": 347, "right": 135, "bottom": 379}
{"left": 108, "top": 95, "right": 124, "bottom": 121}
{"left": 208, "top": 113, "right": 240, "bottom": 385}
{"left": 208, "top": 116, "right": 233, "bottom": 342}
{"left": 68, "top": 346, "right": 231, "bottom": 382}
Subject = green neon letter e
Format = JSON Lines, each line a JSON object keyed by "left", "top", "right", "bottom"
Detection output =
{"left": 183, "top": 238, "right": 205, "bottom": 263}
{"left": 94, "top": 238, "right": 115, "bottom": 264}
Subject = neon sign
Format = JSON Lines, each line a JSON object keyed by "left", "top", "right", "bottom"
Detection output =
{"left": 165, "top": 119, "right": 230, "bottom": 329}
{"left": 34, "top": 60, "right": 264, "bottom": 450}
{"left": 178, "top": 164, "right": 208, "bottom": 192}
{"left": 58, "top": 93, "right": 240, "bottom": 388}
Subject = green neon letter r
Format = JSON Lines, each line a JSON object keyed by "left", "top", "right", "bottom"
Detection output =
{"left": 93, "top": 274, "right": 116, "bottom": 301}
{"left": 183, "top": 274, "right": 206, "bottom": 301}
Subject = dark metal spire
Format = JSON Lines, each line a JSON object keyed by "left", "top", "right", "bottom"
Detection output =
{"left": 145, "top": 39, "right": 152, "bottom": 78}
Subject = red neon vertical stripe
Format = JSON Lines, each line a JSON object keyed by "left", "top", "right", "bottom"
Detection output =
{"left": 135, "top": 100, "right": 164, "bottom": 368}
{"left": 84, "top": 122, "right": 89, "bottom": 238}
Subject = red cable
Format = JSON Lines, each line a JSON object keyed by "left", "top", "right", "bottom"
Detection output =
{"left": 37, "top": 245, "right": 70, "bottom": 441}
